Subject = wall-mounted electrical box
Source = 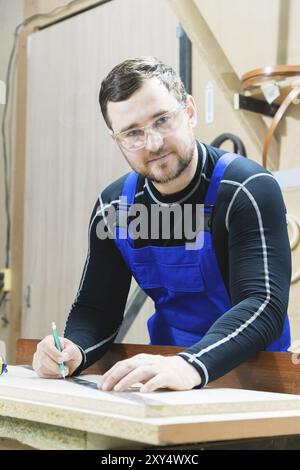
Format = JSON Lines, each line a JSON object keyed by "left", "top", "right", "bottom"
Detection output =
{"left": 0, "top": 269, "right": 12, "bottom": 292}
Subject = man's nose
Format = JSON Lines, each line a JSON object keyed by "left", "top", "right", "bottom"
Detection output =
{"left": 144, "top": 129, "right": 164, "bottom": 152}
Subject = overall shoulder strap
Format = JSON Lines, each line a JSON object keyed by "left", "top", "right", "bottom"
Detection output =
{"left": 204, "top": 153, "right": 241, "bottom": 206}
{"left": 119, "top": 171, "right": 139, "bottom": 207}
{"left": 115, "top": 171, "right": 139, "bottom": 245}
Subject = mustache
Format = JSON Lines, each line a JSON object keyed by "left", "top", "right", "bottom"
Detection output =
{"left": 149, "top": 151, "right": 172, "bottom": 161}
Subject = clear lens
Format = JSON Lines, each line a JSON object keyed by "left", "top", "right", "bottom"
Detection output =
{"left": 116, "top": 103, "right": 186, "bottom": 151}
{"left": 119, "top": 133, "right": 145, "bottom": 150}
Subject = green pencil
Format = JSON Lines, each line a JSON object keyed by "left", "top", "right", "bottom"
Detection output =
{"left": 51, "top": 322, "right": 66, "bottom": 379}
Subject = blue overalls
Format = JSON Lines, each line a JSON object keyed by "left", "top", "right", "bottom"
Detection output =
{"left": 114, "top": 153, "right": 290, "bottom": 351}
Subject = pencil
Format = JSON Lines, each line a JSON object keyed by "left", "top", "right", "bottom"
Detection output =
{"left": 51, "top": 321, "right": 66, "bottom": 379}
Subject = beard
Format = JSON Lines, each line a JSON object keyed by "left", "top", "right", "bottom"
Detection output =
{"left": 122, "top": 138, "right": 195, "bottom": 184}
{"left": 146, "top": 145, "right": 194, "bottom": 184}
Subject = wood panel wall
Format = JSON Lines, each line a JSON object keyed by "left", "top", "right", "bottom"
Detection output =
{"left": 21, "top": 0, "right": 179, "bottom": 341}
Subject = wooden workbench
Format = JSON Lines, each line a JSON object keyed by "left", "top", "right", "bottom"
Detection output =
{"left": 1, "top": 340, "right": 300, "bottom": 450}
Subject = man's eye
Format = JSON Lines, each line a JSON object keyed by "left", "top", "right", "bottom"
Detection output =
{"left": 156, "top": 115, "right": 171, "bottom": 126}
{"left": 126, "top": 129, "right": 144, "bottom": 138}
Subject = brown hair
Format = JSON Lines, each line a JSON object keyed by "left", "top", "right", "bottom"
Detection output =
{"left": 99, "top": 56, "right": 187, "bottom": 129}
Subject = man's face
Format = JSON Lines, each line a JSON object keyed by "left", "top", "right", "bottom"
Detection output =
{"left": 107, "top": 78, "right": 197, "bottom": 184}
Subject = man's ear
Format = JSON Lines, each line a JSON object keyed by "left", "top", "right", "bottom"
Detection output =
{"left": 189, "top": 115, "right": 197, "bottom": 128}
{"left": 186, "top": 95, "right": 197, "bottom": 128}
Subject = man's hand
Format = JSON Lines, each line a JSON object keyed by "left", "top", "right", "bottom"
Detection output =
{"left": 32, "top": 336, "right": 83, "bottom": 378}
{"left": 99, "top": 354, "right": 201, "bottom": 393}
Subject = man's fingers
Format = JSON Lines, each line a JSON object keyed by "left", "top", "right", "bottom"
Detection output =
{"left": 33, "top": 336, "right": 71, "bottom": 378}
{"left": 37, "top": 336, "right": 66, "bottom": 364}
{"left": 101, "top": 361, "right": 138, "bottom": 390}
{"left": 101, "top": 354, "right": 161, "bottom": 382}
{"left": 101, "top": 362, "right": 140, "bottom": 389}
{"left": 38, "top": 352, "right": 61, "bottom": 375}
{"left": 98, "top": 355, "right": 200, "bottom": 393}
{"left": 60, "top": 338, "right": 78, "bottom": 356}
{"left": 33, "top": 351, "right": 69, "bottom": 378}
{"left": 109, "top": 365, "right": 157, "bottom": 392}
{"left": 60, "top": 343, "right": 78, "bottom": 362}
{"left": 101, "top": 358, "right": 142, "bottom": 382}
{"left": 140, "top": 374, "right": 165, "bottom": 393}
{"left": 33, "top": 336, "right": 83, "bottom": 379}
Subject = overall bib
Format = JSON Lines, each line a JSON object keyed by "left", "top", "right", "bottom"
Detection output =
{"left": 114, "top": 153, "right": 290, "bottom": 351}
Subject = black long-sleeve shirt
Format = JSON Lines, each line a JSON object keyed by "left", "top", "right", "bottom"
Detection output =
{"left": 64, "top": 141, "right": 291, "bottom": 386}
